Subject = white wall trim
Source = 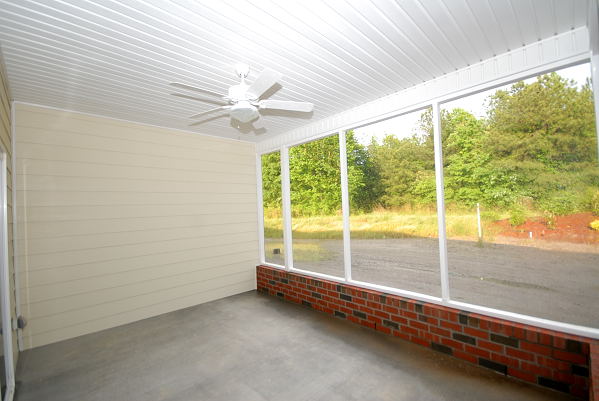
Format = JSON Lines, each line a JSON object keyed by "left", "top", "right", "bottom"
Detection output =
{"left": 9, "top": 101, "right": 22, "bottom": 351}
{"left": 257, "top": 27, "right": 590, "bottom": 153}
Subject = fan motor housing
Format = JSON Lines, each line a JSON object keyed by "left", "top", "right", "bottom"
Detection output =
{"left": 230, "top": 101, "right": 259, "bottom": 123}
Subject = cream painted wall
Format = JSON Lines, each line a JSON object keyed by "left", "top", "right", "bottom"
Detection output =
{"left": 14, "top": 103, "right": 258, "bottom": 349}
{"left": 0, "top": 55, "right": 18, "bottom": 363}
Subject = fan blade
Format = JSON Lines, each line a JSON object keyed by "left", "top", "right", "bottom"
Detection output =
{"left": 170, "top": 82, "right": 226, "bottom": 98}
{"left": 171, "top": 93, "right": 228, "bottom": 106}
{"left": 246, "top": 68, "right": 282, "bottom": 99}
{"left": 188, "top": 114, "right": 228, "bottom": 127}
{"left": 259, "top": 100, "right": 314, "bottom": 112}
{"left": 189, "top": 106, "right": 229, "bottom": 119}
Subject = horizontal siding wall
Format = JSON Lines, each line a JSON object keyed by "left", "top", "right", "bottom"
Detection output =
{"left": 14, "top": 103, "right": 258, "bottom": 349}
{"left": 0, "top": 49, "right": 18, "bottom": 363}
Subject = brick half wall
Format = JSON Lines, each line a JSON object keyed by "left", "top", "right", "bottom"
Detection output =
{"left": 257, "top": 265, "right": 598, "bottom": 400}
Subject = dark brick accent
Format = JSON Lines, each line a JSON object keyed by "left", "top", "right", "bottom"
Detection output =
{"left": 269, "top": 280, "right": 276, "bottom": 285}
{"left": 276, "top": 292, "right": 284, "bottom": 298}
{"left": 468, "top": 316, "right": 479, "bottom": 328}
{"left": 490, "top": 333, "right": 518, "bottom": 348}
{"left": 418, "top": 314, "right": 428, "bottom": 322}
{"left": 571, "top": 364, "right": 588, "bottom": 377}
{"left": 379, "top": 295, "right": 387, "bottom": 304}
{"left": 340, "top": 294, "right": 352, "bottom": 302}
{"left": 311, "top": 292, "right": 322, "bottom": 299}
{"left": 431, "top": 342, "right": 453, "bottom": 355}
{"left": 415, "top": 303, "right": 423, "bottom": 313}
{"left": 537, "top": 377, "right": 570, "bottom": 393}
{"left": 353, "top": 310, "right": 367, "bottom": 319}
{"left": 383, "top": 320, "right": 399, "bottom": 330}
{"left": 334, "top": 311, "right": 346, "bottom": 319}
{"left": 453, "top": 333, "right": 476, "bottom": 345}
{"left": 566, "top": 339, "right": 582, "bottom": 353}
{"left": 302, "top": 300, "right": 311, "bottom": 307}
{"left": 400, "top": 300, "right": 407, "bottom": 309}
{"left": 459, "top": 313, "right": 469, "bottom": 325}
{"left": 479, "top": 358, "right": 507, "bottom": 375}
{"left": 280, "top": 278, "right": 288, "bottom": 284}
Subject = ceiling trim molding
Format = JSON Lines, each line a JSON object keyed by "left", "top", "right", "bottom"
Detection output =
{"left": 13, "top": 101, "right": 256, "bottom": 145}
{"left": 257, "top": 26, "right": 590, "bottom": 153}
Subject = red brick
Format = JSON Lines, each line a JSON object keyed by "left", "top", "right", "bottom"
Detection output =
{"left": 552, "top": 371, "right": 576, "bottom": 384}
{"left": 440, "top": 321, "right": 462, "bottom": 332}
{"left": 383, "top": 305, "right": 399, "bottom": 314}
{"left": 465, "top": 345, "right": 490, "bottom": 359}
{"left": 536, "top": 355, "right": 570, "bottom": 371}
{"left": 553, "top": 337, "right": 567, "bottom": 349}
{"left": 454, "top": 350, "right": 477, "bottom": 364}
{"left": 490, "top": 353, "right": 519, "bottom": 368}
{"left": 374, "top": 310, "right": 390, "bottom": 319}
{"left": 521, "top": 361, "right": 552, "bottom": 377}
{"left": 430, "top": 326, "right": 451, "bottom": 338}
{"left": 463, "top": 327, "right": 488, "bottom": 339}
{"left": 393, "top": 330, "right": 410, "bottom": 341}
{"left": 553, "top": 350, "right": 587, "bottom": 365}
{"left": 376, "top": 326, "right": 392, "bottom": 335}
{"left": 441, "top": 338, "right": 465, "bottom": 351}
{"left": 401, "top": 325, "right": 418, "bottom": 336}
{"left": 410, "top": 336, "right": 430, "bottom": 347}
{"left": 539, "top": 333, "right": 553, "bottom": 346}
{"left": 478, "top": 339, "right": 503, "bottom": 353}
{"left": 508, "top": 367, "right": 536, "bottom": 383}
{"left": 390, "top": 315, "right": 408, "bottom": 325}
{"left": 360, "top": 320, "right": 376, "bottom": 330}
{"left": 409, "top": 320, "right": 428, "bottom": 331}
{"left": 521, "top": 342, "right": 552, "bottom": 356}
{"left": 402, "top": 310, "right": 418, "bottom": 319}
{"left": 506, "top": 347, "right": 535, "bottom": 361}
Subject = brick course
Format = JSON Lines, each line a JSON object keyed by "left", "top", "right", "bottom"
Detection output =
{"left": 257, "top": 265, "right": 599, "bottom": 400}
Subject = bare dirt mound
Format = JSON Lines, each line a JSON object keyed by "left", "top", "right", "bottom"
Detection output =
{"left": 494, "top": 212, "right": 599, "bottom": 244}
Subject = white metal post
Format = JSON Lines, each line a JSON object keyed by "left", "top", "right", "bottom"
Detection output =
{"left": 339, "top": 131, "right": 352, "bottom": 282}
{"left": 476, "top": 203, "right": 482, "bottom": 241}
{"left": 0, "top": 151, "right": 15, "bottom": 401}
{"left": 432, "top": 102, "right": 450, "bottom": 302}
{"left": 255, "top": 153, "right": 265, "bottom": 265}
{"left": 280, "top": 146, "right": 293, "bottom": 270}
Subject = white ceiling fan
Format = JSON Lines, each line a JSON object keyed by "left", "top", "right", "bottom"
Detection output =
{"left": 170, "top": 64, "right": 314, "bottom": 130}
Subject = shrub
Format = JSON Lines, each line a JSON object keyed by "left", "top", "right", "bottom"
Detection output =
{"left": 538, "top": 192, "right": 578, "bottom": 216}
{"left": 509, "top": 207, "right": 526, "bottom": 227}
{"left": 591, "top": 219, "right": 599, "bottom": 231}
{"left": 588, "top": 189, "right": 599, "bottom": 216}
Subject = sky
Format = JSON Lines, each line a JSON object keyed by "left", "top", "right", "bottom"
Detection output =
{"left": 353, "top": 63, "right": 592, "bottom": 146}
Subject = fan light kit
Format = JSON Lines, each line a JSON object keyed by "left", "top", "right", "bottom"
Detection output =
{"left": 170, "top": 64, "right": 314, "bottom": 129}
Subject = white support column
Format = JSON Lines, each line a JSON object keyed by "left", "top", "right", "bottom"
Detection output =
{"left": 432, "top": 102, "right": 450, "bottom": 302}
{"left": 590, "top": 0, "right": 599, "bottom": 160}
{"left": 280, "top": 146, "right": 293, "bottom": 270}
{"left": 255, "top": 153, "right": 265, "bottom": 265}
{"left": 339, "top": 131, "right": 352, "bottom": 282}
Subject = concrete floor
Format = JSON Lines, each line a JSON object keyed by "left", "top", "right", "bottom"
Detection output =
{"left": 15, "top": 291, "right": 574, "bottom": 401}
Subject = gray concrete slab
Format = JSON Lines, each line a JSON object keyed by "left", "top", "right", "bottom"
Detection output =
{"left": 15, "top": 291, "right": 574, "bottom": 401}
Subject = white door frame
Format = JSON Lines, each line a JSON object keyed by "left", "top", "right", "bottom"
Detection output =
{"left": 0, "top": 144, "right": 15, "bottom": 401}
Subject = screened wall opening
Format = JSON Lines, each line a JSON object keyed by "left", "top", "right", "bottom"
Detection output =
{"left": 441, "top": 63, "right": 599, "bottom": 327}
{"left": 289, "top": 134, "right": 344, "bottom": 278}
{"left": 347, "top": 107, "right": 442, "bottom": 297}
{"left": 261, "top": 151, "right": 284, "bottom": 266}
{"left": 260, "top": 61, "right": 599, "bottom": 334}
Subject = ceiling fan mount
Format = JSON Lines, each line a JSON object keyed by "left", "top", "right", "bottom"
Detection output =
{"left": 170, "top": 65, "right": 314, "bottom": 129}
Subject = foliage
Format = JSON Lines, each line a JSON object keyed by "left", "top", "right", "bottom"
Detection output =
{"left": 261, "top": 71, "right": 598, "bottom": 220}
{"left": 590, "top": 220, "right": 599, "bottom": 231}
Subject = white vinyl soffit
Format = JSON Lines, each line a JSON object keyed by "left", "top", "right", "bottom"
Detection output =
{"left": 0, "top": 0, "right": 592, "bottom": 142}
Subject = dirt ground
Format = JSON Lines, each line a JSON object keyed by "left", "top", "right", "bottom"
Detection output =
{"left": 265, "top": 237, "right": 599, "bottom": 328}
{"left": 494, "top": 212, "right": 599, "bottom": 244}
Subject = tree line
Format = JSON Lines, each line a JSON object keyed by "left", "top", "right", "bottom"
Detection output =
{"left": 262, "top": 72, "right": 598, "bottom": 217}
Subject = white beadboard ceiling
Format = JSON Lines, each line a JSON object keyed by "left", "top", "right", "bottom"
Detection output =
{"left": 0, "top": 0, "right": 592, "bottom": 142}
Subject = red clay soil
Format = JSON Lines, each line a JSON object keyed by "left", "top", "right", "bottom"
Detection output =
{"left": 494, "top": 212, "right": 599, "bottom": 244}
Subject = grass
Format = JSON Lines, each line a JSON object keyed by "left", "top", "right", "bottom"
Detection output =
{"left": 265, "top": 241, "right": 333, "bottom": 262}
{"left": 264, "top": 207, "right": 507, "bottom": 241}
